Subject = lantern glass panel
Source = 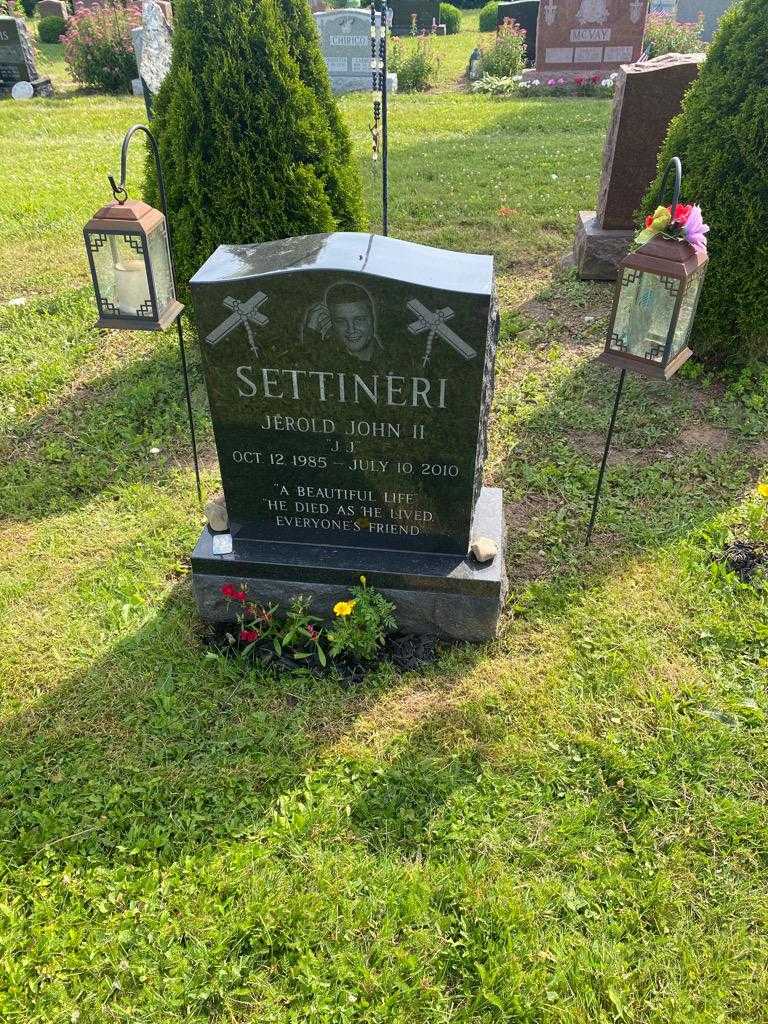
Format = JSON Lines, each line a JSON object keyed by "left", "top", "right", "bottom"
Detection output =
{"left": 609, "top": 268, "right": 681, "bottom": 364}
{"left": 86, "top": 229, "right": 154, "bottom": 321}
{"left": 670, "top": 267, "right": 705, "bottom": 360}
{"left": 146, "top": 219, "right": 175, "bottom": 317}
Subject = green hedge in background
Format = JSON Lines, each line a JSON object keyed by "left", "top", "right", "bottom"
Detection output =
{"left": 479, "top": 0, "right": 498, "bottom": 31}
{"left": 440, "top": 2, "right": 462, "bottom": 33}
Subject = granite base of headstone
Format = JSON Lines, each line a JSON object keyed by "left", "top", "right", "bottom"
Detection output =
{"left": 0, "top": 16, "right": 52, "bottom": 97}
{"left": 574, "top": 51, "right": 704, "bottom": 280}
{"left": 496, "top": 0, "right": 538, "bottom": 64}
{"left": 189, "top": 232, "right": 507, "bottom": 642}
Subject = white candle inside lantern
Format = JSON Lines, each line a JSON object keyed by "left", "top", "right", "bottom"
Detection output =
{"left": 115, "top": 259, "right": 149, "bottom": 316}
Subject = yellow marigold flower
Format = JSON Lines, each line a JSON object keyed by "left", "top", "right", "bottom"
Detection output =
{"left": 359, "top": 575, "right": 366, "bottom": 586}
{"left": 333, "top": 599, "right": 357, "bottom": 617}
{"left": 757, "top": 482, "right": 768, "bottom": 498}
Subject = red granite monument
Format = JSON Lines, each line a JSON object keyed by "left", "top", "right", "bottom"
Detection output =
{"left": 523, "top": 0, "right": 647, "bottom": 84}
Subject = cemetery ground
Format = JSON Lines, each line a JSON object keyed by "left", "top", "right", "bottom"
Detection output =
{"left": 2, "top": 23, "right": 768, "bottom": 1024}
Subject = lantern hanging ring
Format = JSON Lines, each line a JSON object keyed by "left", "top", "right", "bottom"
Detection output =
{"left": 658, "top": 156, "right": 682, "bottom": 218}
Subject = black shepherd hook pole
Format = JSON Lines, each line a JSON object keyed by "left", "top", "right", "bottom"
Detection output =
{"left": 379, "top": 1, "right": 389, "bottom": 235}
{"left": 108, "top": 124, "right": 203, "bottom": 506}
{"left": 585, "top": 369, "right": 626, "bottom": 545}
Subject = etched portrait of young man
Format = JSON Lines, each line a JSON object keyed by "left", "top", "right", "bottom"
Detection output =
{"left": 304, "top": 281, "right": 385, "bottom": 364}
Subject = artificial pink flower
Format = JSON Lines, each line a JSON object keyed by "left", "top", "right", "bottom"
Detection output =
{"left": 683, "top": 204, "right": 709, "bottom": 252}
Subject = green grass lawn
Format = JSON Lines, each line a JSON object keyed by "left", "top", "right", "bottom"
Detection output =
{"left": 1, "top": 25, "right": 768, "bottom": 1024}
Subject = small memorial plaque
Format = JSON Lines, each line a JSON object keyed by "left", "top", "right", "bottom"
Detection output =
{"left": 389, "top": 0, "right": 440, "bottom": 34}
{"left": 189, "top": 232, "right": 506, "bottom": 640}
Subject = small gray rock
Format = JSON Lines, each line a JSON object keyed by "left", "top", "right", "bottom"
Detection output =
{"left": 204, "top": 493, "right": 229, "bottom": 532}
{"left": 470, "top": 536, "right": 497, "bottom": 564}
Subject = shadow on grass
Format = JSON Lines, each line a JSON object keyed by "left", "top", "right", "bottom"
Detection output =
{"left": 0, "top": 581, "right": 487, "bottom": 870}
{"left": 0, "top": 329, "right": 210, "bottom": 522}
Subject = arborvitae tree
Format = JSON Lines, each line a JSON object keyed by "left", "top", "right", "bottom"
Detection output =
{"left": 642, "top": 0, "right": 768, "bottom": 366}
{"left": 146, "top": 0, "right": 366, "bottom": 290}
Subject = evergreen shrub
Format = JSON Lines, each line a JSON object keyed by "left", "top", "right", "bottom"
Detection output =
{"left": 146, "top": 0, "right": 366, "bottom": 291}
{"left": 439, "top": 2, "right": 461, "bottom": 34}
{"left": 38, "top": 14, "right": 66, "bottom": 41}
{"left": 479, "top": 0, "right": 497, "bottom": 31}
{"left": 643, "top": 0, "right": 768, "bottom": 366}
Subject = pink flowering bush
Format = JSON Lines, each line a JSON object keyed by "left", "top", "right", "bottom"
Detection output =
{"left": 644, "top": 11, "right": 705, "bottom": 57}
{"left": 62, "top": 3, "right": 141, "bottom": 94}
{"left": 479, "top": 18, "right": 526, "bottom": 77}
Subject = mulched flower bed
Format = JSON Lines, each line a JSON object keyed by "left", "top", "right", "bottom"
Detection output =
{"left": 202, "top": 624, "right": 443, "bottom": 685}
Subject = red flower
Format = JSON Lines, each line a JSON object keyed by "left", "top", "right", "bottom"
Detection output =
{"left": 590, "top": 75, "right": 600, "bottom": 84}
{"left": 220, "top": 582, "right": 247, "bottom": 602}
{"left": 307, "top": 624, "right": 319, "bottom": 641}
{"left": 575, "top": 76, "right": 584, "bottom": 85}
{"left": 672, "top": 203, "right": 693, "bottom": 225}
{"left": 239, "top": 629, "right": 260, "bottom": 643}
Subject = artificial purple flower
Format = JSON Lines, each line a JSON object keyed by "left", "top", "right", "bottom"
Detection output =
{"left": 684, "top": 204, "right": 709, "bottom": 252}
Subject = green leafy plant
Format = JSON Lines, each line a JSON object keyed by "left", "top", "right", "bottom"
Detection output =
{"left": 478, "top": 0, "right": 498, "bottom": 32}
{"left": 471, "top": 73, "right": 518, "bottom": 96}
{"left": 61, "top": 4, "right": 140, "bottom": 93}
{"left": 643, "top": 0, "right": 768, "bottom": 366}
{"left": 146, "top": 0, "right": 366, "bottom": 293}
{"left": 439, "top": 2, "right": 461, "bottom": 34}
{"left": 327, "top": 576, "right": 396, "bottom": 662}
{"left": 19, "top": 0, "right": 37, "bottom": 16}
{"left": 478, "top": 18, "right": 525, "bottom": 77}
{"left": 644, "top": 11, "right": 705, "bottom": 57}
{"left": 389, "top": 32, "right": 438, "bottom": 91}
{"left": 38, "top": 14, "right": 67, "bottom": 42}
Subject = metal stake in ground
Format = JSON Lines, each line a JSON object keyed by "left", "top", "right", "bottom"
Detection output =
{"left": 107, "top": 125, "right": 202, "bottom": 504}
{"left": 585, "top": 368, "right": 626, "bottom": 545}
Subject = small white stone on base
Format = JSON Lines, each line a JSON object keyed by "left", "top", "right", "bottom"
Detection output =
{"left": 470, "top": 536, "right": 498, "bottom": 564}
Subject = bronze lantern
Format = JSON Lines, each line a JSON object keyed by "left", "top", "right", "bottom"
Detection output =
{"left": 83, "top": 198, "right": 183, "bottom": 332}
{"left": 600, "top": 233, "right": 708, "bottom": 380}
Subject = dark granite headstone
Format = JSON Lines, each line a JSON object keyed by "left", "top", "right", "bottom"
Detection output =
{"left": 676, "top": 0, "right": 733, "bottom": 41}
{"left": 0, "top": 15, "right": 52, "bottom": 95}
{"left": 189, "top": 232, "right": 506, "bottom": 640}
{"left": 496, "top": 0, "right": 538, "bottom": 64}
{"left": 574, "top": 51, "right": 704, "bottom": 279}
{"left": 524, "top": 0, "right": 646, "bottom": 83}
{"left": 389, "top": 0, "right": 440, "bottom": 35}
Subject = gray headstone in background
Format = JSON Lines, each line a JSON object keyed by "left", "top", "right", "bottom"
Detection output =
{"left": 0, "top": 16, "right": 52, "bottom": 95}
{"left": 496, "top": 0, "right": 539, "bottom": 64}
{"left": 676, "top": 0, "right": 734, "bottom": 41}
{"left": 389, "top": 0, "right": 440, "bottom": 35}
{"left": 188, "top": 231, "right": 506, "bottom": 640}
{"left": 36, "top": 0, "right": 69, "bottom": 19}
{"left": 315, "top": 9, "right": 396, "bottom": 93}
{"left": 139, "top": 0, "right": 172, "bottom": 98}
